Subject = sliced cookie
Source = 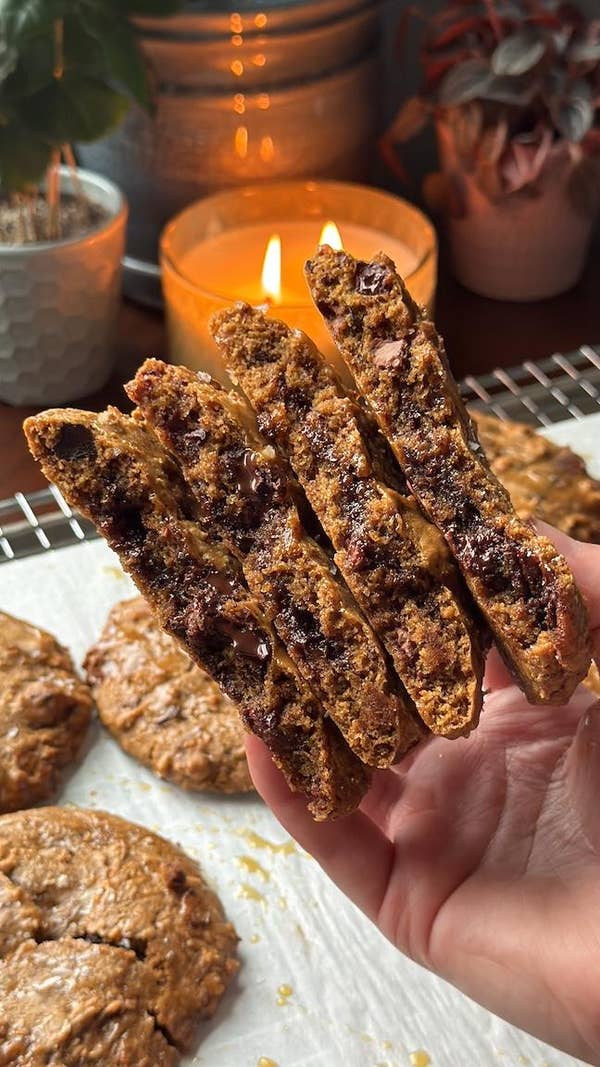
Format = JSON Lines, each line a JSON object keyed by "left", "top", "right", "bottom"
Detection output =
{"left": 474, "top": 410, "right": 600, "bottom": 545}
{"left": 0, "top": 807, "right": 239, "bottom": 1051}
{"left": 305, "top": 247, "right": 591, "bottom": 706}
{"left": 24, "top": 408, "right": 369, "bottom": 820}
{"left": 85, "top": 596, "right": 253, "bottom": 794}
{"left": 128, "top": 359, "right": 420, "bottom": 764}
{"left": 210, "top": 305, "right": 484, "bottom": 738}
{"left": 0, "top": 938, "right": 176, "bottom": 1066}
{"left": 0, "top": 611, "right": 92, "bottom": 813}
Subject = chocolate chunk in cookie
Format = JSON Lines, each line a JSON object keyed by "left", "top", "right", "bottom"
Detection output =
{"left": 85, "top": 596, "right": 253, "bottom": 794}
{"left": 306, "top": 247, "right": 591, "bottom": 706}
{"left": 0, "top": 611, "right": 92, "bottom": 813}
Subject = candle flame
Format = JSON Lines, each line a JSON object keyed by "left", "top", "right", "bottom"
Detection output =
{"left": 319, "top": 220, "right": 343, "bottom": 250}
{"left": 261, "top": 234, "right": 281, "bottom": 303}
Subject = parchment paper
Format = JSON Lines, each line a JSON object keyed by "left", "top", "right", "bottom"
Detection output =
{"left": 2, "top": 413, "right": 599, "bottom": 1067}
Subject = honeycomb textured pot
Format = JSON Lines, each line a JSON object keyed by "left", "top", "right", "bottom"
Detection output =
{"left": 0, "top": 168, "right": 127, "bottom": 406}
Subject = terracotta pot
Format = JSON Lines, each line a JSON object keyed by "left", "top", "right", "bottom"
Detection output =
{"left": 436, "top": 120, "right": 596, "bottom": 301}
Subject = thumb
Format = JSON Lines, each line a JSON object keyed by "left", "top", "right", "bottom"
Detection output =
{"left": 535, "top": 521, "right": 600, "bottom": 632}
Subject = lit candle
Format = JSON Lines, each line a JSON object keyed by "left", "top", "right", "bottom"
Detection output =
{"left": 161, "top": 180, "right": 437, "bottom": 386}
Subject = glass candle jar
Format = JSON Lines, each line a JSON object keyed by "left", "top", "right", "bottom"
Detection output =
{"left": 161, "top": 179, "right": 438, "bottom": 385}
{"left": 78, "top": 0, "right": 382, "bottom": 283}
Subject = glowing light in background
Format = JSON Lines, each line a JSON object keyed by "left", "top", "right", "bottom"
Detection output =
{"left": 234, "top": 125, "right": 248, "bottom": 158}
{"left": 319, "top": 221, "right": 343, "bottom": 249}
{"left": 259, "top": 136, "right": 275, "bottom": 162}
{"left": 261, "top": 235, "right": 282, "bottom": 302}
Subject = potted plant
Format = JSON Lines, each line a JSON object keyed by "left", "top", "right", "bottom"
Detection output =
{"left": 0, "top": 0, "right": 179, "bottom": 405}
{"left": 385, "top": 0, "right": 600, "bottom": 301}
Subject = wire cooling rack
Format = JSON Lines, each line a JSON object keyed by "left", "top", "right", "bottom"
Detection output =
{"left": 2, "top": 342, "right": 599, "bottom": 565}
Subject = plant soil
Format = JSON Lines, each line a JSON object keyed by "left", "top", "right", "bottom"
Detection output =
{"left": 0, "top": 195, "right": 109, "bottom": 246}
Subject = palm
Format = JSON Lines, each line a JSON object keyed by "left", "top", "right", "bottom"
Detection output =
{"left": 370, "top": 682, "right": 600, "bottom": 1052}
{"left": 247, "top": 529, "right": 600, "bottom": 1064}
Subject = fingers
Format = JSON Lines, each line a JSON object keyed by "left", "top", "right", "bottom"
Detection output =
{"left": 484, "top": 646, "right": 515, "bottom": 692}
{"left": 565, "top": 699, "right": 600, "bottom": 852}
{"left": 535, "top": 521, "right": 600, "bottom": 632}
{"left": 358, "top": 767, "right": 405, "bottom": 836}
{"left": 246, "top": 735, "right": 394, "bottom": 922}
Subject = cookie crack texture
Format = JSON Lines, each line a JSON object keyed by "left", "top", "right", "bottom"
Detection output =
{"left": 0, "top": 807, "right": 239, "bottom": 1060}
{"left": 79, "top": 931, "right": 148, "bottom": 962}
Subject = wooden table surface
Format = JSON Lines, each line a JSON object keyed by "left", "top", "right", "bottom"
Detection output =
{"left": 2, "top": 238, "right": 599, "bottom": 500}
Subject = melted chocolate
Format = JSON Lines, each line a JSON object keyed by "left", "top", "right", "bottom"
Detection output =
{"left": 372, "top": 339, "right": 408, "bottom": 371}
{"left": 53, "top": 423, "right": 97, "bottom": 462}
{"left": 216, "top": 620, "right": 271, "bottom": 660}
{"left": 355, "top": 261, "right": 390, "bottom": 296}
{"left": 237, "top": 450, "right": 264, "bottom": 495}
{"left": 205, "top": 570, "right": 238, "bottom": 597}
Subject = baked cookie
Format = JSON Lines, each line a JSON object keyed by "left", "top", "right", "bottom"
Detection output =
{"left": 0, "top": 806, "right": 239, "bottom": 1052}
{"left": 0, "top": 611, "right": 92, "bottom": 813}
{"left": 0, "top": 938, "right": 176, "bottom": 1066}
{"left": 24, "top": 408, "right": 369, "bottom": 820}
{"left": 210, "top": 305, "right": 485, "bottom": 738}
{"left": 85, "top": 596, "right": 253, "bottom": 794}
{"left": 474, "top": 410, "right": 600, "bottom": 545}
{"left": 306, "top": 247, "right": 591, "bottom": 706}
{"left": 0, "top": 870, "right": 41, "bottom": 957}
{"left": 128, "top": 359, "right": 420, "bottom": 764}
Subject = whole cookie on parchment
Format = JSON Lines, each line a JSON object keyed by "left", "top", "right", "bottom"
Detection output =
{"left": 0, "top": 806, "right": 240, "bottom": 1053}
{"left": 473, "top": 410, "right": 600, "bottom": 545}
{"left": 0, "top": 610, "right": 92, "bottom": 813}
{"left": 84, "top": 596, "right": 253, "bottom": 794}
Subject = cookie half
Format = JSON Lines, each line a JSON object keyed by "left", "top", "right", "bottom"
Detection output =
{"left": 85, "top": 596, "right": 253, "bottom": 794}
{"left": 0, "top": 611, "right": 92, "bottom": 813}
{"left": 306, "top": 247, "right": 591, "bottom": 706}
{"left": 24, "top": 408, "right": 369, "bottom": 820}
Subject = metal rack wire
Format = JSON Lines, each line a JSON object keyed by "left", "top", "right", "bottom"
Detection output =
{"left": 2, "top": 342, "right": 599, "bottom": 565}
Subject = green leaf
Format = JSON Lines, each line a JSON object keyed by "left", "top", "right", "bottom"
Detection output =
{"left": 491, "top": 28, "right": 547, "bottom": 76}
{"left": 0, "top": 0, "right": 68, "bottom": 45}
{"left": 1, "top": 35, "right": 55, "bottom": 99}
{"left": 0, "top": 121, "right": 51, "bottom": 190}
{"left": 438, "top": 58, "right": 491, "bottom": 106}
{"left": 0, "top": 40, "right": 17, "bottom": 85}
{"left": 80, "top": 8, "right": 152, "bottom": 110}
{"left": 20, "top": 73, "right": 130, "bottom": 144}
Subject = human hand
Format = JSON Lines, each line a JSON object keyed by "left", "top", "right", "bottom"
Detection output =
{"left": 246, "top": 526, "right": 600, "bottom": 1065}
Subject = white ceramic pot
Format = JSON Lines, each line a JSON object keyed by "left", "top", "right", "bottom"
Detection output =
{"left": 436, "top": 121, "right": 596, "bottom": 301}
{"left": 0, "top": 167, "right": 127, "bottom": 406}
